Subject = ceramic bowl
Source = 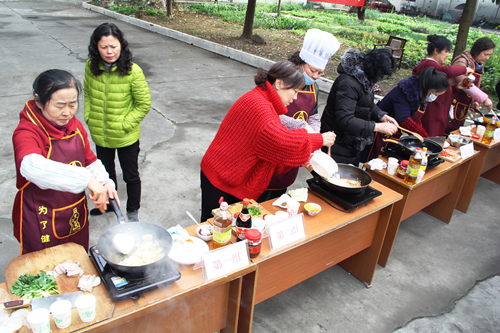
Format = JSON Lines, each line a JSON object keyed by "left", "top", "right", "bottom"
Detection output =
{"left": 196, "top": 225, "right": 213, "bottom": 242}
{"left": 304, "top": 203, "right": 322, "bottom": 217}
{"left": 310, "top": 151, "right": 338, "bottom": 178}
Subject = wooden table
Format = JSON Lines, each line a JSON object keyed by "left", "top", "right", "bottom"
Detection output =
{"left": 366, "top": 152, "right": 478, "bottom": 267}
{"left": 451, "top": 129, "right": 500, "bottom": 213}
{"left": 1, "top": 226, "right": 256, "bottom": 333}
{"left": 237, "top": 181, "right": 402, "bottom": 333}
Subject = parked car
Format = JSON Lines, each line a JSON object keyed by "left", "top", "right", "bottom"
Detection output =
{"left": 399, "top": 3, "right": 420, "bottom": 16}
{"left": 369, "top": 1, "right": 395, "bottom": 12}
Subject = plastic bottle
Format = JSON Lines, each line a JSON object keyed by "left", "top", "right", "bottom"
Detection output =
{"left": 420, "top": 147, "right": 428, "bottom": 172}
{"left": 404, "top": 147, "right": 423, "bottom": 185}
{"left": 235, "top": 199, "right": 252, "bottom": 242}
{"left": 213, "top": 201, "right": 232, "bottom": 249}
{"left": 481, "top": 120, "right": 496, "bottom": 145}
{"left": 397, "top": 160, "right": 409, "bottom": 179}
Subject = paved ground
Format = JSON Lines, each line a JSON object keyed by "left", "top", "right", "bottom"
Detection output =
{"left": 0, "top": 1, "right": 499, "bottom": 332}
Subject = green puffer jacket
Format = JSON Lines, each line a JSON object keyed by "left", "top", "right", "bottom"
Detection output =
{"left": 83, "top": 60, "right": 151, "bottom": 148}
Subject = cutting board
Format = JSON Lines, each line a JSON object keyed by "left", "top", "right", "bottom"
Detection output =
{"left": 4, "top": 242, "right": 114, "bottom": 332}
{"left": 211, "top": 199, "right": 270, "bottom": 218}
{"left": 438, "top": 148, "right": 462, "bottom": 163}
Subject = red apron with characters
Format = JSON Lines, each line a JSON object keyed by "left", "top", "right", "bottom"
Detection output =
{"left": 13, "top": 105, "right": 89, "bottom": 255}
{"left": 446, "top": 64, "right": 482, "bottom": 134}
{"left": 368, "top": 105, "right": 426, "bottom": 160}
{"left": 267, "top": 84, "right": 317, "bottom": 190}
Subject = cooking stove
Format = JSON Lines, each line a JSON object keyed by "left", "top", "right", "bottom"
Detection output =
{"left": 385, "top": 145, "right": 445, "bottom": 170}
{"left": 307, "top": 177, "right": 382, "bottom": 211}
{"left": 89, "top": 246, "right": 181, "bottom": 301}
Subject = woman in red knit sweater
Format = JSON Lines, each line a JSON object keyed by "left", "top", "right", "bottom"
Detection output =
{"left": 200, "top": 61, "right": 336, "bottom": 222}
{"left": 412, "top": 35, "right": 473, "bottom": 136}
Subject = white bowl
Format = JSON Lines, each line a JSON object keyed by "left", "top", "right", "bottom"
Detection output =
{"left": 251, "top": 218, "right": 266, "bottom": 233}
{"left": 196, "top": 225, "right": 213, "bottom": 242}
{"left": 304, "top": 203, "right": 322, "bottom": 217}
{"left": 310, "top": 151, "right": 338, "bottom": 178}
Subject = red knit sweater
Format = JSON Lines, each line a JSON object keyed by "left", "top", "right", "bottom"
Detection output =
{"left": 201, "top": 81, "right": 324, "bottom": 200}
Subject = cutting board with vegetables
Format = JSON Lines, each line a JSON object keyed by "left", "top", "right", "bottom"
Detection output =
{"left": 438, "top": 148, "right": 461, "bottom": 163}
{"left": 211, "top": 199, "right": 270, "bottom": 218}
{"left": 4, "top": 242, "right": 114, "bottom": 332}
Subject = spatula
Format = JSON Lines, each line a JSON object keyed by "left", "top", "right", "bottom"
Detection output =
{"left": 397, "top": 126, "right": 425, "bottom": 143}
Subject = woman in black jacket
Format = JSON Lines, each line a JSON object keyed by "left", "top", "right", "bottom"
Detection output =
{"left": 321, "top": 48, "right": 398, "bottom": 165}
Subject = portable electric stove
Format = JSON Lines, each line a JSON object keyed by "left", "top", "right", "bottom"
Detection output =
{"left": 307, "top": 177, "right": 382, "bottom": 211}
{"left": 89, "top": 246, "right": 181, "bottom": 301}
{"left": 386, "top": 145, "right": 445, "bottom": 170}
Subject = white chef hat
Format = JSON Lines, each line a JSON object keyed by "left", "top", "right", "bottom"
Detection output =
{"left": 299, "top": 29, "right": 340, "bottom": 70}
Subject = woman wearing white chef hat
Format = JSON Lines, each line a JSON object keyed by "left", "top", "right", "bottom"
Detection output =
{"left": 259, "top": 29, "right": 340, "bottom": 202}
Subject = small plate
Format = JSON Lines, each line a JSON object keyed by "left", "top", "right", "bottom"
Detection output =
{"left": 168, "top": 237, "right": 209, "bottom": 265}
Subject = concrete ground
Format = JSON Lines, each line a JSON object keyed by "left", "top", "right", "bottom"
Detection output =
{"left": 0, "top": 1, "right": 499, "bottom": 332}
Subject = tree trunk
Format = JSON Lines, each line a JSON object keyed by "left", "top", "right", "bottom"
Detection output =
{"left": 277, "top": 0, "right": 282, "bottom": 17}
{"left": 241, "top": 0, "right": 257, "bottom": 39}
{"left": 166, "top": 0, "right": 172, "bottom": 17}
{"left": 453, "top": 0, "right": 477, "bottom": 59}
{"left": 357, "top": 6, "right": 366, "bottom": 21}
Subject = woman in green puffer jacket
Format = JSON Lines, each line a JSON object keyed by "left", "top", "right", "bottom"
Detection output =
{"left": 84, "top": 22, "right": 151, "bottom": 222}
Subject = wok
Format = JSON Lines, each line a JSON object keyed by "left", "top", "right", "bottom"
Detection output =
{"left": 96, "top": 199, "right": 173, "bottom": 275}
{"left": 313, "top": 163, "right": 373, "bottom": 195}
{"left": 383, "top": 136, "right": 443, "bottom": 157}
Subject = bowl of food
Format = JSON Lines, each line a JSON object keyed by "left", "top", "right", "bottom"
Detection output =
{"left": 304, "top": 203, "right": 322, "bottom": 217}
{"left": 449, "top": 134, "right": 472, "bottom": 148}
{"left": 196, "top": 225, "right": 213, "bottom": 242}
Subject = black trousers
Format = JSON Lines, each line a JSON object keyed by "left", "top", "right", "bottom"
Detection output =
{"left": 200, "top": 171, "right": 241, "bottom": 223}
{"left": 96, "top": 140, "right": 141, "bottom": 212}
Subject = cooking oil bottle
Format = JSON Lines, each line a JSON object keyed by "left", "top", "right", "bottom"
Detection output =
{"left": 481, "top": 120, "right": 496, "bottom": 145}
{"left": 404, "top": 147, "right": 423, "bottom": 185}
{"left": 213, "top": 201, "right": 232, "bottom": 249}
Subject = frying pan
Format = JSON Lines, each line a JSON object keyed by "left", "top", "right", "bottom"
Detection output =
{"left": 470, "top": 107, "right": 500, "bottom": 128}
{"left": 312, "top": 163, "right": 373, "bottom": 195}
{"left": 383, "top": 136, "right": 443, "bottom": 157}
{"left": 96, "top": 199, "right": 173, "bottom": 274}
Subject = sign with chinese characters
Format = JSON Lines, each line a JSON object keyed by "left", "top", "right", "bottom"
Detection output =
{"left": 459, "top": 142, "right": 474, "bottom": 160}
{"left": 201, "top": 241, "right": 250, "bottom": 281}
{"left": 494, "top": 128, "right": 500, "bottom": 140}
{"left": 267, "top": 213, "right": 306, "bottom": 251}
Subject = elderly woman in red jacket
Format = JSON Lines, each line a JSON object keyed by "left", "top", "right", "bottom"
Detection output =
{"left": 200, "top": 61, "right": 336, "bottom": 222}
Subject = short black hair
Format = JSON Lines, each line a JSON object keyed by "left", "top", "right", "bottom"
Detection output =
{"left": 33, "top": 69, "right": 82, "bottom": 106}
{"left": 254, "top": 60, "right": 305, "bottom": 90}
{"left": 417, "top": 67, "right": 449, "bottom": 103}
{"left": 426, "top": 34, "right": 452, "bottom": 56}
{"left": 288, "top": 51, "right": 306, "bottom": 67}
{"left": 362, "top": 48, "right": 395, "bottom": 84}
{"left": 470, "top": 37, "right": 496, "bottom": 58}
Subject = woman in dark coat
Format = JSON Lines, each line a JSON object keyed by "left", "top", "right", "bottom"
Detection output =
{"left": 320, "top": 48, "right": 398, "bottom": 165}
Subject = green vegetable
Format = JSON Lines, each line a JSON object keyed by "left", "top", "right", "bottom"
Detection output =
{"left": 248, "top": 206, "right": 261, "bottom": 216}
{"left": 10, "top": 270, "right": 59, "bottom": 299}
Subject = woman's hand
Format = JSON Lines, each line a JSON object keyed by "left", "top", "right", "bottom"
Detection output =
{"left": 304, "top": 124, "right": 316, "bottom": 133}
{"left": 87, "top": 177, "right": 120, "bottom": 211}
{"left": 457, "top": 80, "right": 468, "bottom": 91}
{"left": 465, "top": 67, "right": 474, "bottom": 76}
{"left": 380, "top": 115, "right": 398, "bottom": 126}
{"left": 302, "top": 161, "right": 314, "bottom": 172}
{"left": 374, "top": 122, "right": 398, "bottom": 135}
{"left": 483, "top": 98, "right": 493, "bottom": 110}
{"left": 322, "top": 131, "right": 336, "bottom": 147}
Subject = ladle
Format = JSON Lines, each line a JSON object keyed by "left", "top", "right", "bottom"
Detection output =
{"left": 397, "top": 126, "right": 424, "bottom": 143}
{"left": 186, "top": 211, "right": 211, "bottom": 236}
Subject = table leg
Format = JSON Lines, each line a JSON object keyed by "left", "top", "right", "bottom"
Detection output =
{"left": 481, "top": 163, "right": 500, "bottom": 184}
{"left": 456, "top": 149, "right": 487, "bottom": 213}
{"left": 236, "top": 269, "right": 257, "bottom": 333}
{"left": 377, "top": 194, "right": 407, "bottom": 267}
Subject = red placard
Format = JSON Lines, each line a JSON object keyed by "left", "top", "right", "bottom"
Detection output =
{"left": 314, "top": 0, "right": 364, "bottom": 6}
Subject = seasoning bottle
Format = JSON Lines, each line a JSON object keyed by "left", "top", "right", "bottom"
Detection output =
{"left": 235, "top": 199, "right": 252, "bottom": 242}
{"left": 481, "top": 120, "right": 496, "bottom": 145}
{"left": 213, "top": 201, "right": 232, "bottom": 249}
{"left": 420, "top": 147, "right": 428, "bottom": 172}
{"left": 396, "top": 160, "right": 409, "bottom": 179}
{"left": 463, "top": 74, "right": 475, "bottom": 88}
{"left": 245, "top": 229, "right": 262, "bottom": 259}
{"left": 404, "top": 148, "right": 423, "bottom": 185}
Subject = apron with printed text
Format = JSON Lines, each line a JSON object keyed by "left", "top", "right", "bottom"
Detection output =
{"left": 267, "top": 85, "right": 317, "bottom": 190}
{"left": 14, "top": 107, "right": 89, "bottom": 255}
{"left": 446, "top": 63, "right": 482, "bottom": 134}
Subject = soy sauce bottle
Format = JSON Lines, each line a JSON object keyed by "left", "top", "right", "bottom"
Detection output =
{"left": 235, "top": 198, "right": 252, "bottom": 242}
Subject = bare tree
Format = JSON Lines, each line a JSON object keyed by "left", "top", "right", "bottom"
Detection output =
{"left": 277, "top": 0, "right": 282, "bottom": 17}
{"left": 241, "top": 0, "right": 257, "bottom": 39}
{"left": 167, "top": 0, "right": 172, "bottom": 17}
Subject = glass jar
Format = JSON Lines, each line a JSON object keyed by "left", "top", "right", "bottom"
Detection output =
{"left": 245, "top": 229, "right": 262, "bottom": 259}
{"left": 397, "top": 160, "right": 409, "bottom": 179}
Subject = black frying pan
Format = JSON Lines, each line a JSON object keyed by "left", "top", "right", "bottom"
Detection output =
{"left": 312, "top": 164, "right": 373, "bottom": 195}
{"left": 383, "top": 136, "right": 443, "bottom": 157}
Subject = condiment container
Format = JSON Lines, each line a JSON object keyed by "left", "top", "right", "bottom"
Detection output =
{"left": 27, "top": 308, "right": 50, "bottom": 333}
{"left": 245, "top": 229, "right": 262, "bottom": 259}
{"left": 75, "top": 294, "right": 96, "bottom": 323}
{"left": 50, "top": 300, "right": 72, "bottom": 329}
{"left": 396, "top": 160, "right": 409, "bottom": 179}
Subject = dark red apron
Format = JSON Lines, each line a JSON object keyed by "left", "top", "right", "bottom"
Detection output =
{"left": 368, "top": 105, "right": 426, "bottom": 160}
{"left": 446, "top": 63, "right": 482, "bottom": 134}
{"left": 14, "top": 106, "right": 89, "bottom": 255}
{"left": 267, "top": 84, "right": 317, "bottom": 190}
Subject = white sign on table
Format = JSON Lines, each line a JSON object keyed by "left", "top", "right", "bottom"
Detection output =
{"left": 267, "top": 213, "right": 306, "bottom": 251}
{"left": 494, "top": 128, "right": 500, "bottom": 140}
{"left": 201, "top": 241, "right": 250, "bottom": 281}
{"left": 459, "top": 142, "right": 474, "bottom": 159}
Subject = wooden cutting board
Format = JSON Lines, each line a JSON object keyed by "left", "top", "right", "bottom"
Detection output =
{"left": 438, "top": 148, "right": 462, "bottom": 163}
{"left": 211, "top": 199, "right": 270, "bottom": 218}
{"left": 4, "top": 242, "right": 114, "bottom": 332}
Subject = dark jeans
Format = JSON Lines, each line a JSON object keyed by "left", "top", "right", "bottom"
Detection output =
{"left": 257, "top": 188, "right": 287, "bottom": 203}
{"left": 96, "top": 140, "right": 141, "bottom": 212}
{"left": 200, "top": 171, "right": 241, "bottom": 223}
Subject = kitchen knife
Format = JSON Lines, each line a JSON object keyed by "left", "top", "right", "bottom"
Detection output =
{"left": 30, "top": 291, "right": 84, "bottom": 311}
{"left": 0, "top": 299, "right": 31, "bottom": 310}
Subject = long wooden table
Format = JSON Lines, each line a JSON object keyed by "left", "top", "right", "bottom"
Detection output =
{"left": 366, "top": 151, "right": 478, "bottom": 267}
{"left": 451, "top": 129, "right": 500, "bottom": 213}
{"left": 237, "top": 181, "right": 402, "bottom": 332}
